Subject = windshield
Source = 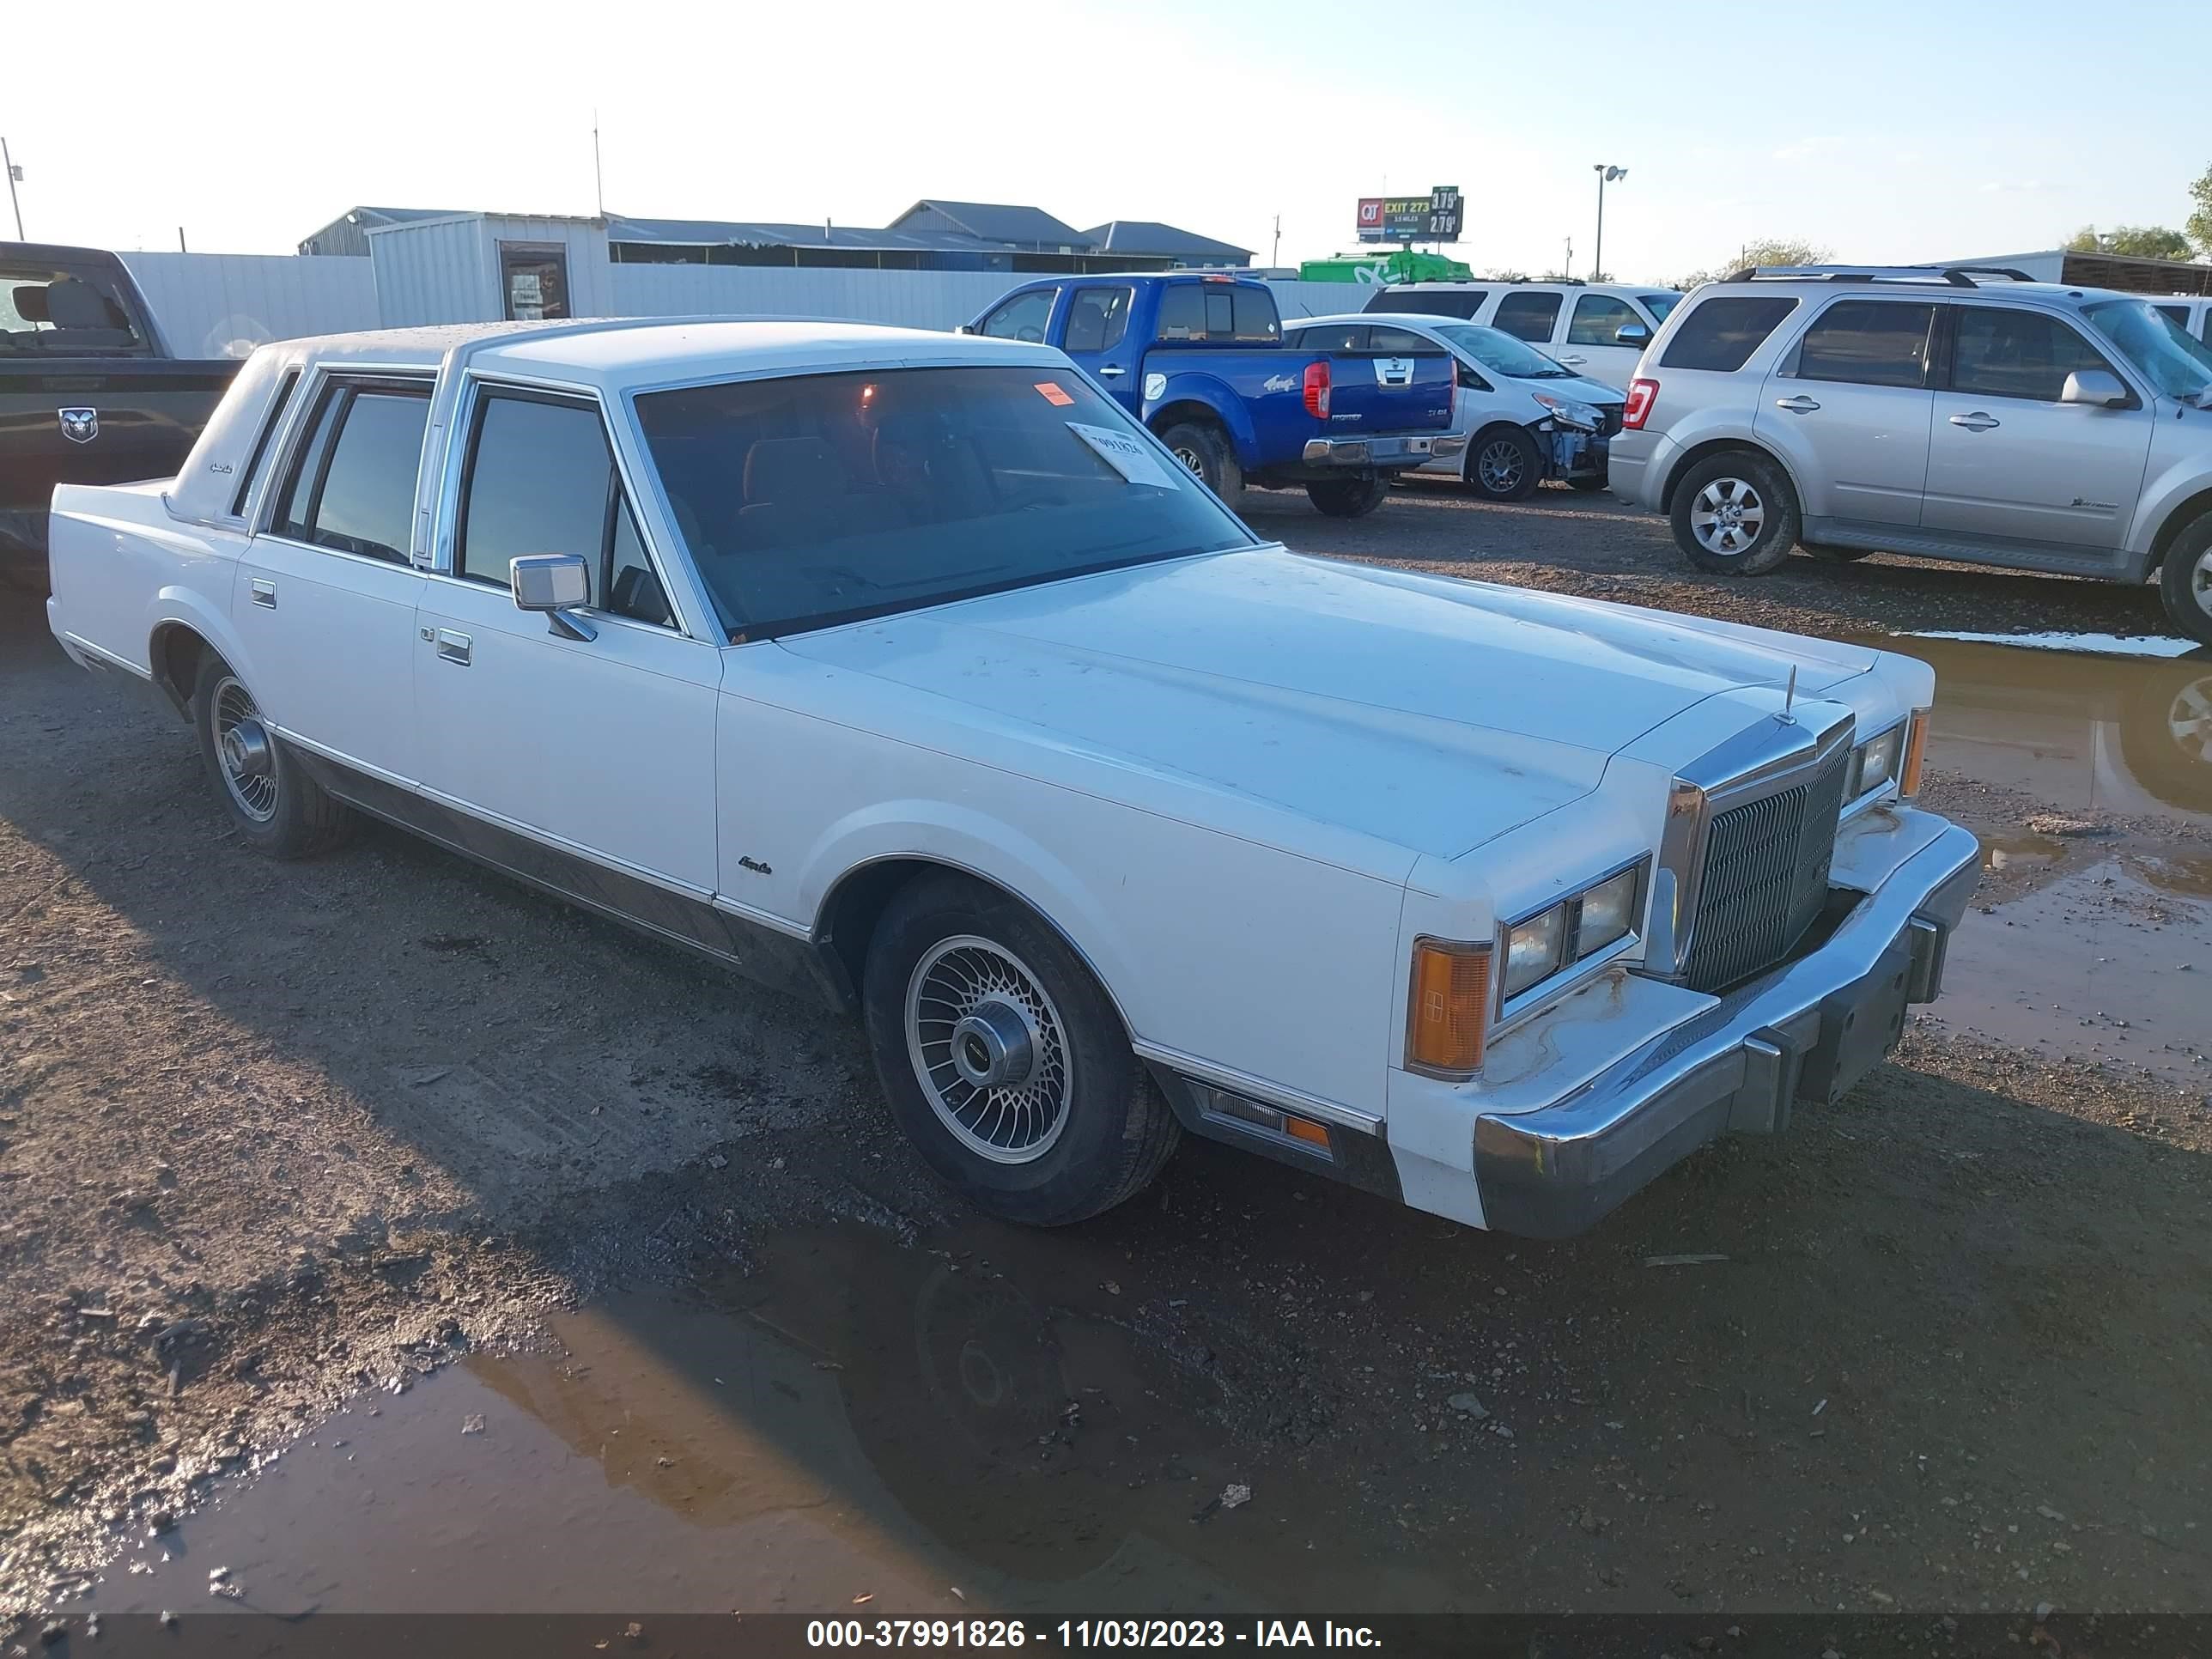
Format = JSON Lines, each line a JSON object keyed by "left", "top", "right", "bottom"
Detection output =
{"left": 1639, "top": 293, "right": 1681, "bottom": 321}
{"left": 634, "top": 365, "right": 1257, "bottom": 640}
{"left": 1432, "top": 323, "right": 1573, "bottom": 379}
{"left": 0, "top": 262, "right": 149, "bottom": 356}
{"left": 2081, "top": 299, "right": 2212, "bottom": 401}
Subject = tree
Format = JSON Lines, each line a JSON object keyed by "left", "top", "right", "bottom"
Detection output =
{"left": 1480, "top": 265, "right": 1528, "bottom": 282}
{"left": 2189, "top": 162, "right": 2212, "bottom": 255}
{"left": 2065, "top": 223, "right": 2194, "bottom": 260}
{"left": 1674, "top": 237, "right": 1832, "bottom": 290}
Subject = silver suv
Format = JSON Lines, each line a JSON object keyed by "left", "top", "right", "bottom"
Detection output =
{"left": 1607, "top": 264, "right": 2212, "bottom": 644}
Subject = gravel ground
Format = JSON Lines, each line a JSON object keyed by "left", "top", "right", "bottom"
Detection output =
{"left": 3, "top": 492, "right": 2208, "bottom": 1626}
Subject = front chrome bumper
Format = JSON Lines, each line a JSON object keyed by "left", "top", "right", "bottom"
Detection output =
{"left": 1471, "top": 819, "right": 1982, "bottom": 1238}
{"left": 1302, "top": 434, "right": 1467, "bottom": 469}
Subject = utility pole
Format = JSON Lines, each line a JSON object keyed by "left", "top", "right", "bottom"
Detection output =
{"left": 3, "top": 137, "right": 23, "bottom": 240}
{"left": 177, "top": 227, "right": 187, "bottom": 252}
{"left": 1592, "top": 164, "right": 1626, "bottom": 282}
{"left": 1271, "top": 213, "right": 1280, "bottom": 269}
{"left": 1563, "top": 235, "right": 1573, "bottom": 281}
{"left": 592, "top": 110, "right": 605, "bottom": 218}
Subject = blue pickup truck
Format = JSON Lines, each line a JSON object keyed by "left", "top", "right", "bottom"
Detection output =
{"left": 967, "top": 274, "right": 1461, "bottom": 516}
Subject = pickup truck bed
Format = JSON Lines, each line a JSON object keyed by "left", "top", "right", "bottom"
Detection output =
{"left": 2, "top": 240, "right": 240, "bottom": 589}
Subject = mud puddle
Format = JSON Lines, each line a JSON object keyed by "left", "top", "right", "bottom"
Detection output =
{"left": 1871, "top": 632, "right": 2212, "bottom": 825}
{"left": 81, "top": 1224, "right": 1455, "bottom": 1619}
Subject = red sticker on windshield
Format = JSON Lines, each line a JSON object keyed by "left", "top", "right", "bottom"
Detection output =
{"left": 1034, "top": 381, "right": 1074, "bottom": 406}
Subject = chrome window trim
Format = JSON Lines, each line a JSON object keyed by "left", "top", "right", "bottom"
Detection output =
{"left": 1645, "top": 708, "right": 1855, "bottom": 980}
{"left": 1493, "top": 852, "right": 1653, "bottom": 1029}
{"left": 430, "top": 371, "right": 706, "bottom": 642}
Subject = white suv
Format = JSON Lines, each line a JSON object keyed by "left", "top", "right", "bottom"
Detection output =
{"left": 1607, "top": 264, "right": 2212, "bottom": 645}
{"left": 1359, "top": 281, "right": 1683, "bottom": 388}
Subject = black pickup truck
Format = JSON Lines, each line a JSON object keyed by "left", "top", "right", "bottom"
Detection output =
{"left": 2, "top": 241, "right": 240, "bottom": 591}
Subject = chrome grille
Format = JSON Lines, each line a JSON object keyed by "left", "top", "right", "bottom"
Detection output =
{"left": 1680, "top": 737, "right": 1850, "bottom": 992}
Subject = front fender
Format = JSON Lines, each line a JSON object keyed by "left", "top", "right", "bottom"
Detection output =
{"left": 1142, "top": 374, "right": 1262, "bottom": 466}
{"left": 795, "top": 799, "right": 1147, "bottom": 1036}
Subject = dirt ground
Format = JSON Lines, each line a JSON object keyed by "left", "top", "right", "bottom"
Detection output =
{"left": 3, "top": 487, "right": 2209, "bottom": 1629}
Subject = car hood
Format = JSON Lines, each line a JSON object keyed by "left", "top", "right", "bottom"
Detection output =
{"left": 776, "top": 549, "right": 1878, "bottom": 862}
{"left": 1516, "top": 372, "right": 1625, "bottom": 405}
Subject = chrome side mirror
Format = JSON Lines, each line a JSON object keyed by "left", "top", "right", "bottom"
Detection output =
{"left": 1615, "top": 323, "right": 1651, "bottom": 347}
{"left": 2060, "top": 368, "right": 2130, "bottom": 408}
{"left": 510, "top": 552, "right": 597, "bottom": 641}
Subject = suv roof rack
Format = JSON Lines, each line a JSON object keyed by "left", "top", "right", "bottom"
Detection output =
{"left": 1718, "top": 263, "right": 2039, "bottom": 287}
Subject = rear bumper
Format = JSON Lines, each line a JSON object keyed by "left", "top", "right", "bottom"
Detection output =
{"left": 1470, "top": 817, "right": 1982, "bottom": 1238}
{"left": 1302, "top": 433, "right": 1465, "bottom": 470}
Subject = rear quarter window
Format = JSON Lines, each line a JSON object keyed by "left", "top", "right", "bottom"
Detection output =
{"left": 1657, "top": 295, "right": 1802, "bottom": 373}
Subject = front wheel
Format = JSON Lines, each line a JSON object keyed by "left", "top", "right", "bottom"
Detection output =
{"left": 863, "top": 874, "right": 1180, "bottom": 1227}
{"left": 191, "top": 655, "right": 354, "bottom": 858}
{"left": 1669, "top": 451, "right": 1801, "bottom": 575}
{"left": 1305, "top": 474, "right": 1391, "bottom": 518}
{"left": 1465, "top": 428, "right": 1541, "bottom": 501}
{"left": 1156, "top": 421, "right": 1245, "bottom": 511}
{"left": 2159, "top": 514, "right": 2212, "bottom": 647}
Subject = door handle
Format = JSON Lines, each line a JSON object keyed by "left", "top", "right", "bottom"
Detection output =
{"left": 435, "top": 629, "right": 472, "bottom": 665}
{"left": 1949, "top": 411, "right": 2001, "bottom": 432}
{"left": 1097, "top": 365, "right": 1127, "bottom": 378}
{"left": 249, "top": 578, "right": 276, "bottom": 608}
{"left": 1559, "top": 355, "right": 1587, "bottom": 365}
{"left": 1774, "top": 395, "right": 1822, "bottom": 414}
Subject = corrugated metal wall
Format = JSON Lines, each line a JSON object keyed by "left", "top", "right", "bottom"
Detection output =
{"left": 607, "top": 264, "right": 1014, "bottom": 330}
{"left": 118, "top": 251, "right": 380, "bottom": 357}
{"left": 370, "top": 216, "right": 616, "bottom": 325}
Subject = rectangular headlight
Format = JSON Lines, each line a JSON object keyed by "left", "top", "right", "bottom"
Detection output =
{"left": 1502, "top": 904, "right": 1568, "bottom": 999}
{"left": 1851, "top": 725, "right": 1904, "bottom": 799}
{"left": 1575, "top": 866, "right": 1641, "bottom": 957}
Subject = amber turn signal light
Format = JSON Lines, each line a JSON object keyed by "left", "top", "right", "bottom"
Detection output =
{"left": 1899, "top": 707, "right": 1931, "bottom": 796}
{"left": 1407, "top": 938, "right": 1492, "bottom": 1077}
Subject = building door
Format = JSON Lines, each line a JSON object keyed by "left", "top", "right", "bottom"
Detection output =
{"left": 498, "top": 243, "right": 570, "bottom": 321}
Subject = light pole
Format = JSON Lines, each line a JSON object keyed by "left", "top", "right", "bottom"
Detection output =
{"left": 1592, "top": 164, "right": 1626, "bottom": 281}
{"left": 3, "top": 137, "right": 23, "bottom": 240}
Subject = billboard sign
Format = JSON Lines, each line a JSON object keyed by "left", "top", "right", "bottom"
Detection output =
{"left": 1355, "top": 186, "right": 1463, "bottom": 244}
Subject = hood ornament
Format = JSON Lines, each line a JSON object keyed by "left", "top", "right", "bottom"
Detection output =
{"left": 1778, "top": 665, "right": 1798, "bottom": 726}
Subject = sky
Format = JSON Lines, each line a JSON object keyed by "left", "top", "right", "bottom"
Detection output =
{"left": 4, "top": 0, "right": 2203, "bottom": 284}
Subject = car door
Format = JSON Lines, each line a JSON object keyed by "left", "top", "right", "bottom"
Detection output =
{"left": 233, "top": 371, "right": 432, "bottom": 782}
{"left": 1922, "top": 303, "right": 2154, "bottom": 551}
{"left": 411, "top": 381, "right": 722, "bottom": 897}
{"left": 1753, "top": 298, "right": 1936, "bottom": 529}
{"left": 1489, "top": 289, "right": 1563, "bottom": 351}
{"left": 1557, "top": 294, "right": 1650, "bottom": 386}
{"left": 1058, "top": 284, "right": 1140, "bottom": 411}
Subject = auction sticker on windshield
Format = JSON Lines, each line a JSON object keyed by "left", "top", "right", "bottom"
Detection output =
{"left": 1067, "top": 422, "right": 1184, "bottom": 489}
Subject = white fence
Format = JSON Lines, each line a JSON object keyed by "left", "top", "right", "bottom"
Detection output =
{"left": 119, "top": 252, "right": 379, "bottom": 358}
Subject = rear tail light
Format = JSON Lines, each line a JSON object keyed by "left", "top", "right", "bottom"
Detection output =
{"left": 1406, "top": 938, "right": 1491, "bottom": 1077}
{"left": 1303, "top": 360, "right": 1331, "bottom": 420}
{"left": 1622, "top": 378, "right": 1659, "bottom": 430}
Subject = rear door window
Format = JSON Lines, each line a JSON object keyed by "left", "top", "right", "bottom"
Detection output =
{"left": 1659, "top": 296, "right": 1801, "bottom": 372}
{"left": 1948, "top": 307, "right": 2118, "bottom": 403}
{"left": 1063, "top": 287, "right": 1132, "bottom": 353}
{"left": 273, "top": 379, "right": 431, "bottom": 562}
{"left": 1295, "top": 323, "right": 1367, "bottom": 352}
{"left": 1794, "top": 301, "right": 1936, "bottom": 389}
{"left": 1366, "top": 325, "right": 1431, "bottom": 354}
{"left": 1158, "top": 283, "right": 1279, "bottom": 343}
{"left": 1492, "top": 291, "right": 1563, "bottom": 342}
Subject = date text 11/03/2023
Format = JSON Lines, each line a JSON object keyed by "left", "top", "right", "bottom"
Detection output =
{"left": 805, "top": 1621, "right": 1383, "bottom": 1649}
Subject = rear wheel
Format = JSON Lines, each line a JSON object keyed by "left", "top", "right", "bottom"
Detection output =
{"left": 1305, "top": 474, "right": 1391, "bottom": 518}
{"left": 2159, "top": 514, "right": 2212, "bottom": 647}
{"left": 191, "top": 655, "right": 354, "bottom": 858}
{"left": 1157, "top": 421, "right": 1245, "bottom": 511}
{"left": 1669, "top": 451, "right": 1800, "bottom": 575}
{"left": 862, "top": 874, "right": 1179, "bottom": 1227}
{"left": 1465, "top": 427, "right": 1540, "bottom": 501}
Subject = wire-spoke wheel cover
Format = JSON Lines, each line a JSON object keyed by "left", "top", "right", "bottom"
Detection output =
{"left": 905, "top": 935, "right": 1073, "bottom": 1164}
{"left": 212, "top": 677, "right": 278, "bottom": 823}
{"left": 1689, "top": 477, "right": 1766, "bottom": 555}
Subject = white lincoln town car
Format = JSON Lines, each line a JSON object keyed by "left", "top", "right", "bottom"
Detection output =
{"left": 42, "top": 319, "right": 1980, "bottom": 1237}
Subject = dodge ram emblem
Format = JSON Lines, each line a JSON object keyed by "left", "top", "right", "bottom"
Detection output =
{"left": 58, "top": 407, "right": 99, "bottom": 444}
